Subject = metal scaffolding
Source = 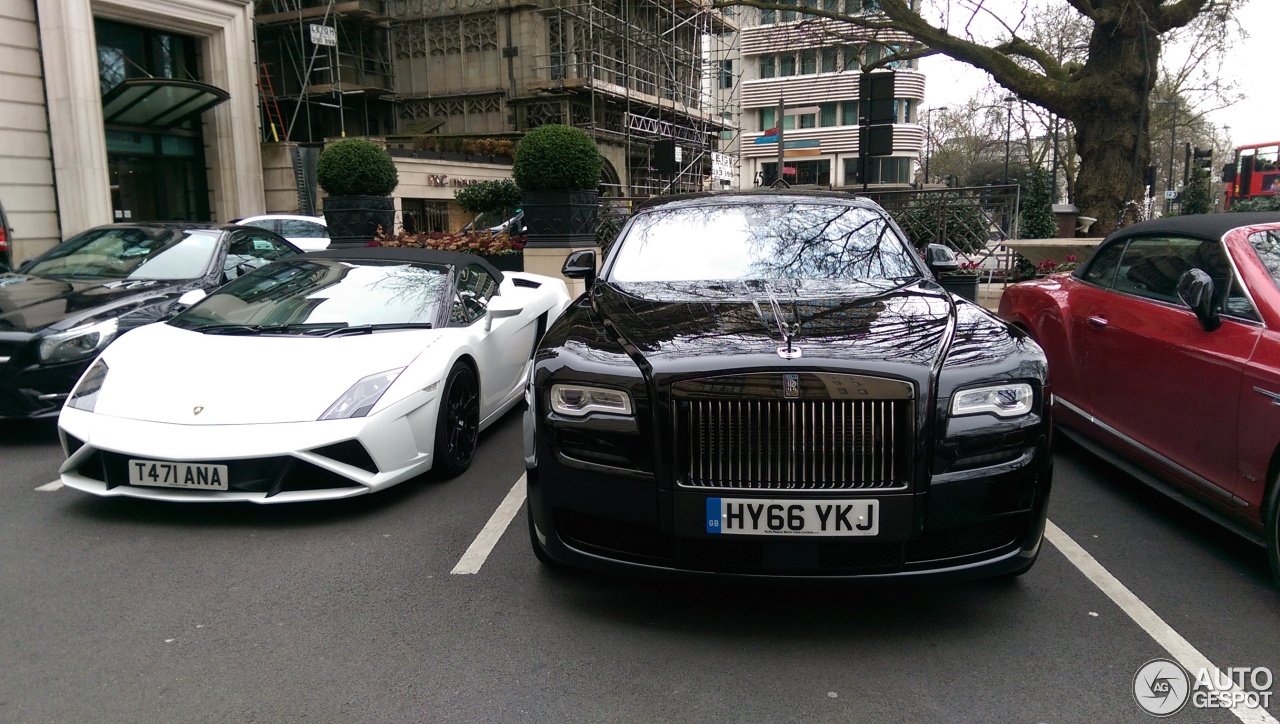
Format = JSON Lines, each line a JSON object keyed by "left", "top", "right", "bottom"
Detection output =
{"left": 522, "top": 0, "right": 741, "bottom": 195}
{"left": 254, "top": 0, "right": 398, "bottom": 144}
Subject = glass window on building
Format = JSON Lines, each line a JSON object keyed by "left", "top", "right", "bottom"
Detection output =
{"left": 402, "top": 199, "right": 450, "bottom": 234}
{"left": 96, "top": 19, "right": 210, "bottom": 223}
{"left": 760, "top": 54, "right": 775, "bottom": 79}
{"left": 781, "top": 0, "right": 797, "bottom": 22}
{"left": 760, "top": 107, "right": 776, "bottom": 131}
{"left": 762, "top": 160, "right": 832, "bottom": 186}
{"left": 779, "top": 53, "right": 796, "bottom": 77}
{"left": 865, "top": 43, "right": 883, "bottom": 64}
{"left": 841, "top": 100, "right": 859, "bottom": 125}
{"left": 823, "top": 0, "right": 839, "bottom": 11}
{"left": 800, "top": 49, "right": 817, "bottom": 75}
{"left": 821, "top": 47, "right": 839, "bottom": 73}
{"left": 798, "top": 112, "right": 816, "bottom": 129}
{"left": 820, "top": 103, "right": 838, "bottom": 127}
{"left": 761, "top": 7, "right": 775, "bottom": 23}
{"left": 844, "top": 157, "right": 912, "bottom": 186}
{"left": 719, "top": 59, "right": 734, "bottom": 88}
{"left": 843, "top": 45, "right": 862, "bottom": 70}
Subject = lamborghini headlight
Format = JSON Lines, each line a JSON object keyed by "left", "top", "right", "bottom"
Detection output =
{"left": 67, "top": 359, "right": 109, "bottom": 413}
{"left": 550, "top": 383, "right": 633, "bottom": 417}
{"left": 950, "top": 383, "right": 1034, "bottom": 419}
{"left": 319, "top": 368, "right": 405, "bottom": 420}
{"left": 38, "top": 318, "right": 119, "bottom": 364}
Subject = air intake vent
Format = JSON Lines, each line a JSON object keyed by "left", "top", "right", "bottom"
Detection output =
{"left": 311, "top": 440, "right": 379, "bottom": 474}
{"left": 512, "top": 278, "right": 541, "bottom": 288}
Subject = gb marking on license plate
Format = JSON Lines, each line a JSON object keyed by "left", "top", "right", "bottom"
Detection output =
{"left": 706, "top": 497, "right": 878, "bottom": 537}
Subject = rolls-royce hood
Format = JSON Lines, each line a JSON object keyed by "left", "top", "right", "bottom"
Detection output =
{"left": 0, "top": 273, "right": 180, "bottom": 333}
{"left": 594, "top": 280, "right": 955, "bottom": 382}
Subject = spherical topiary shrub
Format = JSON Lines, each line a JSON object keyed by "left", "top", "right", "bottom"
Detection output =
{"left": 512, "top": 125, "right": 603, "bottom": 191}
{"left": 316, "top": 138, "right": 399, "bottom": 197}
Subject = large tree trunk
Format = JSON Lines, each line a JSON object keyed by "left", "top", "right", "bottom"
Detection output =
{"left": 1068, "top": 12, "right": 1160, "bottom": 234}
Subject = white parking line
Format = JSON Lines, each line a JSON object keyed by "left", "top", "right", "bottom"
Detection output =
{"left": 451, "top": 473, "right": 526, "bottom": 575}
{"left": 34, "top": 480, "right": 63, "bottom": 492}
{"left": 1045, "top": 520, "right": 1278, "bottom": 724}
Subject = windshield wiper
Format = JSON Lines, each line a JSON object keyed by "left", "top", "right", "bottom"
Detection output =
{"left": 196, "top": 322, "right": 352, "bottom": 336}
{"left": 322, "top": 322, "right": 434, "bottom": 337}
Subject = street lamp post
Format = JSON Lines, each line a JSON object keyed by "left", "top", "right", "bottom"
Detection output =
{"left": 1050, "top": 114, "right": 1059, "bottom": 204}
{"left": 924, "top": 106, "right": 947, "bottom": 185}
{"left": 1157, "top": 99, "right": 1177, "bottom": 214}
{"left": 1003, "top": 95, "right": 1016, "bottom": 184}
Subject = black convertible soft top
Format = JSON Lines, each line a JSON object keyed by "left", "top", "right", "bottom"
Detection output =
{"left": 1107, "top": 211, "right": 1280, "bottom": 241}
{"left": 301, "top": 246, "right": 505, "bottom": 284}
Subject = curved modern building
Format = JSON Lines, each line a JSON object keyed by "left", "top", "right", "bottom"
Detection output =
{"left": 736, "top": 3, "right": 925, "bottom": 189}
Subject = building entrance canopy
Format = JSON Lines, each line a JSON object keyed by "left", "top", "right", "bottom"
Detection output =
{"left": 101, "top": 78, "right": 230, "bottom": 129}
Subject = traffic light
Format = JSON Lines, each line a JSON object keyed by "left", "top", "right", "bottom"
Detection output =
{"left": 1143, "top": 165, "right": 1156, "bottom": 196}
{"left": 1193, "top": 147, "right": 1213, "bottom": 169}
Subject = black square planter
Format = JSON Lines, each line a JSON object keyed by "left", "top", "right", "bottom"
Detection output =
{"left": 323, "top": 195, "right": 396, "bottom": 248}
{"left": 521, "top": 189, "right": 599, "bottom": 248}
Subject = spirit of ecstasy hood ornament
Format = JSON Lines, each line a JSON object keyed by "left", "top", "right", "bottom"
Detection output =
{"left": 753, "top": 288, "right": 803, "bottom": 360}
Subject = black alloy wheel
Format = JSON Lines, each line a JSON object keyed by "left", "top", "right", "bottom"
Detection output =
{"left": 1266, "top": 477, "right": 1280, "bottom": 588}
{"left": 435, "top": 363, "right": 480, "bottom": 478}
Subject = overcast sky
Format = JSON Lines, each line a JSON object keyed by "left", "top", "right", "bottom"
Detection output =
{"left": 917, "top": 0, "right": 1278, "bottom": 146}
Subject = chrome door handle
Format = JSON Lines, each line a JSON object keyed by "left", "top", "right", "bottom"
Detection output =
{"left": 1087, "top": 316, "right": 1108, "bottom": 328}
{"left": 1255, "top": 387, "right": 1280, "bottom": 406}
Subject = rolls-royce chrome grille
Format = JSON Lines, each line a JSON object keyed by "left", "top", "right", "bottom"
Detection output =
{"left": 673, "top": 373, "right": 914, "bottom": 493}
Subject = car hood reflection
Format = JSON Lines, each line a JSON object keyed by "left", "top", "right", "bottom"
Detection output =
{"left": 0, "top": 273, "right": 168, "bottom": 333}
{"left": 596, "top": 280, "right": 954, "bottom": 378}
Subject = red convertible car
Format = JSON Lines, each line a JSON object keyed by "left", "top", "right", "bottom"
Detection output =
{"left": 1000, "top": 212, "right": 1280, "bottom": 582}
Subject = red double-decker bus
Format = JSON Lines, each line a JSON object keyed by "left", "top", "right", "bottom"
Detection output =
{"left": 1224, "top": 141, "right": 1280, "bottom": 209}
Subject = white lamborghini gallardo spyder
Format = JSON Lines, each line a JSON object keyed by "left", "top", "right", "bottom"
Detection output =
{"left": 56, "top": 248, "right": 571, "bottom": 503}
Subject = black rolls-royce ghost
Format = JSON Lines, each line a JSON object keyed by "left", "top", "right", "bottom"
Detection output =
{"left": 524, "top": 192, "right": 1052, "bottom": 581}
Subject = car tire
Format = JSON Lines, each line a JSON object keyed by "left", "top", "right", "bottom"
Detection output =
{"left": 434, "top": 362, "right": 480, "bottom": 479}
{"left": 1266, "top": 481, "right": 1280, "bottom": 587}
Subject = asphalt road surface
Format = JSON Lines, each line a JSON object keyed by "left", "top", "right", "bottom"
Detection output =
{"left": 2, "top": 412, "right": 1277, "bottom": 723}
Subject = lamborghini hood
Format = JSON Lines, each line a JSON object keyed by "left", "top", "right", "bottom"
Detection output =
{"left": 87, "top": 323, "right": 442, "bottom": 424}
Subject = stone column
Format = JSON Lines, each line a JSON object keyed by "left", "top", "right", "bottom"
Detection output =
{"left": 36, "top": 0, "right": 113, "bottom": 238}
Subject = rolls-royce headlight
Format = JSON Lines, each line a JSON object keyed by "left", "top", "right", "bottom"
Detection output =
{"left": 319, "top": 368, "right": 405, "bottom": 420}
{"left": 550, "top": 383, "right": 633, "bottom": 417}
{"left": 67, "top": 359, "right": 109, "bottom": 412}
{"left": 951, "top": 383, "right": 1034, "bottom": 418}
{"left": 38, "top": 318, "right": 119, "bottom": 364}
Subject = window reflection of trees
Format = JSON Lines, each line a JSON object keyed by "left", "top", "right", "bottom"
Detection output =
{"left": 1249, "top": 230, "right": 1280, "bottom": 292}
{"left": 361, "top": 262, "right": 452, "bottom": 324}
{"left": 611, "top": 201, "right": 920, "bottom": 283}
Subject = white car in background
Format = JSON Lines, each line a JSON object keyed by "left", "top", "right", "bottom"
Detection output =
{"left": 56, "top": 248, "right": 572, "bottom": 503}
{"left": 238, "top": 214, "right": 329, "bottom": 251}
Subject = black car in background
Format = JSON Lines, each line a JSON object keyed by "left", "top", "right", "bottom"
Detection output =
{"left": 525, "top": 192, "right": 1052, "bottom": 581}
{"left": 0, "top": 197, "right": 12, "bottom": 272}
{"left": 0, "top": 223, "right": 299, "bottom": 418}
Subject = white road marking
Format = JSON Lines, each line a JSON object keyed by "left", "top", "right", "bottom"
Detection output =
{"left": 451, "top": 474, "right": 526, "bottom": 575}
{"left": 34, "top": 480, "right": 63, "bottom": 492}
{"left": 1045, "top": 520, "right": 1278, "bottom": 724}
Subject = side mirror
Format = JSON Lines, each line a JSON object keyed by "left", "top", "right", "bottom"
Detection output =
{"left": 562, "top": 250, "right": 597, "bottom": 287}
{"left": 485, "top": 295, "right": 523, "bottom": 332}
{"left": 923, "top": 244, "right": 959, "bottom": 276}
{"left": 176, "top": 289, "right": 207, "bottom": 309}
{"left": 1176, "top": 269, "right": 1221, "bottom": 332}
